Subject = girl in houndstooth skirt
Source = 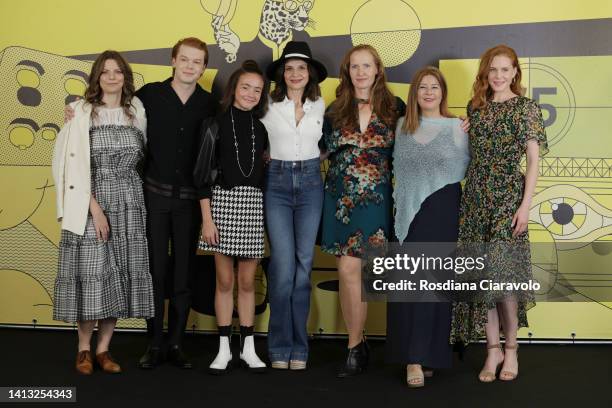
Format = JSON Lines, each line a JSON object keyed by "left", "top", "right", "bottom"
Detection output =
{"left": 51, "top": 51, "right": 154, "bottom": 375}
{"left": 194, "top": 60, "right": 270, "bottom": 374}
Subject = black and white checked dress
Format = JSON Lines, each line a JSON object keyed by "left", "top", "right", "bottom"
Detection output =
{"left": 53, "top": 108, "right": 154, "bottom": 322}
{"left": 198, "top": 185, "right": 265, "bottom": 258}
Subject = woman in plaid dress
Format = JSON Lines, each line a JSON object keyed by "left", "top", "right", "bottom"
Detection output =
{"left": 51, "top": 50, "right": 154, "bottom": 375}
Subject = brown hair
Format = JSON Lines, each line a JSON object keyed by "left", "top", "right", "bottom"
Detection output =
{"left": 270, "top": 58, "right": 321, "bottom": 103}
{"left": 402, "top": 66, "right": 454, "bottom": 134}
{"left": 470, "top": 44, "right": 523, "bottom": 110}
{"left": 220, "top": 60, "right": 269, "bottom": 119}
{"left": 171, "top": 37, "right": 209, "bottom": 66}
{"left": 84, "top": 50, "right": 135, "bottom": 120}
{"left": 330, "top": 44, "right": 398, "bottom": 129}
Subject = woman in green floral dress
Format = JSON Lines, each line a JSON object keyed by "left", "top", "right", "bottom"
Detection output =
{"left": 321, "top": 44, "right": 404, "bottom": 377}
{"left": 450, "top": 45, "right": 548, "bottom": 383}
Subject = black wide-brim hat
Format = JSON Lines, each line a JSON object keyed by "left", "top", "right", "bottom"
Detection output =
{"left": 265, "top": 41, "right": 328, "bottom": 83}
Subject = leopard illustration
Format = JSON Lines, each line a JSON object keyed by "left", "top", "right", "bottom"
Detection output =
{"left": 259, "top": 0, "right": 315, "bottom": 46}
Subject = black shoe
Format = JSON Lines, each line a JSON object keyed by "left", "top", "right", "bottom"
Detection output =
{"left": 167, "top": 345, "right": 193, "bottom": 369}
{"left": 337, "top": 340, "right": 369, "bottom": 378}
{"left": 138, "top": 346, "right": 162, "bottom": 369}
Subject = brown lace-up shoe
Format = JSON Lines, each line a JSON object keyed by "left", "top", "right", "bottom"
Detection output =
{"left": 76, "top": 350, "right": 93, "bottom": 375}
{"left": 96, "top": 351, "right": 122, "bottom": 374}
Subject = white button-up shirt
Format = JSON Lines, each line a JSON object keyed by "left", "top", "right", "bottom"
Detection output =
{"left": 261, "top": 96, "right": 325, "bottom": 161}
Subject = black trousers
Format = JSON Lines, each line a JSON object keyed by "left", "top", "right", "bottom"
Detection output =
{"left": 145, "top": 191, "right": 201, "bottom": 347}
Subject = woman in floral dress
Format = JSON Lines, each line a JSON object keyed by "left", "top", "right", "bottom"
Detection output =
{"left": 450, "top": 45, "right": 548, "bottom": 383}
{"left": 321, "top": 44, "right": 404, "bottom": 377}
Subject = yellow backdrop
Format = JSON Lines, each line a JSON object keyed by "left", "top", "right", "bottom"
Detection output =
{"left": 1, "top": 0, "right": 612, "bottom": 340}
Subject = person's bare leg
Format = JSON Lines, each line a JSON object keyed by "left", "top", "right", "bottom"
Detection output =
{"left": 237, "top": 258, "right": 258, "bottom": 326}
{"left": 96, "top": 318, "right": 117, "bottom": 354}
{"left": 77, "top": 320, "right": 96, "bottom": 351}
{"left": 209, "top": 253, "right": 236, "bottom": 372}
{"left": 479, "top": 307, "right": 504, "bottom": 382}
{"left": 236, "top": 258, "right": 265, "bottom": 369}
{"left": 499, "top": 299, "right": 519, "bottom": 380}
{"left": 75, "top": 320, "right": 96, "bottom": 374}
{"left": 336, "top": 257, "right": 353, "bottom": 343}
{"left": 214, "top": 253, "right": 235, "bottom": 326}
{"left": 337, "top": 255, "right": 366, "bottom": 348}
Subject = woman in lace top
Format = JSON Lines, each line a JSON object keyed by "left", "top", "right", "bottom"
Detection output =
{"left": 386, "top": 66, "right": 469, "bottom": 388}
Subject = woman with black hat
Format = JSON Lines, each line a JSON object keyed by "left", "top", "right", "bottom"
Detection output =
{"left": 261, "top": 41, "right": 328, "bottom": 370}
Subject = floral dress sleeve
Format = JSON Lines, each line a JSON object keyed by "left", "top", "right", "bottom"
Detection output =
{"left": 520, "top": 98, "right": 549, "bottom": 156}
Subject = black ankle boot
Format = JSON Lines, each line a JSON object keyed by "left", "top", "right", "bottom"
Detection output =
{"left": 337, "top": 340, "right": 369, "bottom": 378}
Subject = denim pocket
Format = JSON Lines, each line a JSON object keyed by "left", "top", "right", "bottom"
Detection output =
{"left": 265, "top": 168, "right": 287, "bottom": 190}
{"left": 302, "top": 171, "right": 323, "bottom": 188}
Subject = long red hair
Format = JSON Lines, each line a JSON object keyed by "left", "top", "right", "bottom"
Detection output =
{"left": 402, "top": 66, "right": 454, "bottom": 134}
{"left": 470, "top": 44, "right": 523, "bottom": 110}
{"left": 329, "top": 44, "right": 398, "bottom": 129}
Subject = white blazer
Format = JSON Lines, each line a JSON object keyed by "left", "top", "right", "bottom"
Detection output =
{"left": 51, "top": 98, "right": 146, "bottom": 235}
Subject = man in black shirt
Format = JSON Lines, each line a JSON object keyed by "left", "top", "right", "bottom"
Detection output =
{"left": 136, "top": 38, "right": 217, "bottom": 369}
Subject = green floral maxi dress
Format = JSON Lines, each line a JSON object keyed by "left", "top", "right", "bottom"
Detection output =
{"left": 450, "top": 96, "right": 548, "bottom": 345}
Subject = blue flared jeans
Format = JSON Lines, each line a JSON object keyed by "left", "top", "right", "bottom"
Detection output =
{"left": 264, "top": 158, "right": 323, "bottom": 362}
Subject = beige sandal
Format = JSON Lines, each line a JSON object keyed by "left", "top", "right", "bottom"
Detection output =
{"left": 271, "top": 361, "right": 289, "bottom": 369}
{"left": 406, "top": 364, "right": 425, "bottom": 388}
{"left": 499, "top": 344, "right": 519, "bottom": 381}
{"left": 478, "top": 344, "right": 503, "bottom": 383}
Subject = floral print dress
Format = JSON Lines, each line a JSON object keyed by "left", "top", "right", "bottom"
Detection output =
{"left": 450, "top": 96, "right": 548, "bottom": 345}
{"left": 321, "top": 104, "right": 402, "bottom": 258}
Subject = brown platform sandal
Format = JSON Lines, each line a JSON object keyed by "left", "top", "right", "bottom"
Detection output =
{"left": 478, "top": 343, "right": 504, "bottom": 383}
{"left": 499, "top": 343, "right": 519, "bottom": 381}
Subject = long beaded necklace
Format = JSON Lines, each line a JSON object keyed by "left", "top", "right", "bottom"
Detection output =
{"left": 230, "top": 106, "right": 256, "bottom": 178}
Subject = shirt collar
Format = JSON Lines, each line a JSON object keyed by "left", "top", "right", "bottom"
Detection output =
{"left": 277, "top": 96, "right": 314, "bottom": 112}
{"left": 162, "top": 77, "right": 205, "bottom": 105}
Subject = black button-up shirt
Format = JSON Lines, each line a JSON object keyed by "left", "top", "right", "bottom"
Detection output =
{"left": 136, "top": 78, "right": 217, "bottom": 199}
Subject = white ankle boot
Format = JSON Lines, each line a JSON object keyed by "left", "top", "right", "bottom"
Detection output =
{"left": 239, "top": 335, "right": 266, "bottom": 372}
{"left": 209, "top": 336, "right": 232, "bottom": 374}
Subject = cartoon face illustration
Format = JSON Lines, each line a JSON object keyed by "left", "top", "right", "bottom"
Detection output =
{"left": 0, "top": 48, "right": 90, "bottom": 229}
{"left": 0, "top": 47, "right": 92, "bottom": 167}
{"left": 0, "top": 47, "right": 145, "bottom": 230}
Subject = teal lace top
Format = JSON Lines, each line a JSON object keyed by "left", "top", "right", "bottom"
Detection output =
{"left": 393, "top": 117, "right": 470, "bottom": 244}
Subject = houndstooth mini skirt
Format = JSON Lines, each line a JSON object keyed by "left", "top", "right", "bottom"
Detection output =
{"left": 198, "top": 185, "right": 264, "bottom": 258}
